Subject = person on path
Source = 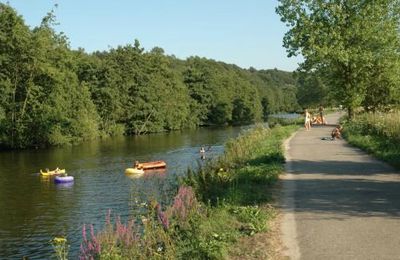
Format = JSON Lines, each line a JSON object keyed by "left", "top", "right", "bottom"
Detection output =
{"left": 319, "top": 105, "right": 327, "bottom": 124}
{"left": 304, "top": 109, "right": 311, "bottom": 131}
{"left": 319, "top": 105, "right": 324, "bottom": 118}
{"left": 331, "top": 125, "right": 343, "bottom": 140}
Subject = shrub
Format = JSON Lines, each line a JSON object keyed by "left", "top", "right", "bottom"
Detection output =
{"left": 343, "top": 110, "right": 400, "bottom": 168}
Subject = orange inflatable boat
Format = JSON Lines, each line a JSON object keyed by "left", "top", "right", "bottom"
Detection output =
{"left": 134, "top": 160, "right": 167, "bottom": 170}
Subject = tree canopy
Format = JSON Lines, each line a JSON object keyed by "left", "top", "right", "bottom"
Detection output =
{"left": 277, "top": 0, "right": 400, "bottom": 117}
{"left": 0, "top": 3, "right": 299, "bottom": 149}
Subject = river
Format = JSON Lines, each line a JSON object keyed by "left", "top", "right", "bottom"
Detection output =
{"left": 0, "top": 125, "right": 249, "bottom": 259}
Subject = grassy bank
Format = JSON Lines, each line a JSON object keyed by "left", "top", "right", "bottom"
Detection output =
{"left": 343, "top": 111, "right": 400, "bottom": 169}
{"left": 74, "top": 124, "right": 298, "bottom": 260}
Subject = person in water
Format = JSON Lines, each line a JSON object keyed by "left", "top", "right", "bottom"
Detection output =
{"left": 200, "top": 147, "right": 206, "bottom": 160}
{"left": 134, "top": 161, "right": 140, "bottom": 169}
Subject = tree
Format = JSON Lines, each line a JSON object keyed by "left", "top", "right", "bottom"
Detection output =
{"left": 0, "top": 3, "right": 35, "bottom": 147}
{"left": 277, "top": 0, "right": 400, "bottom": 118}
{"left": 231, "top": 98, "right": 254, "bottom": 125}
{"left": 296, "top": 72, "right": 328, "bottom": 108}
{"left": 0, "top": 3, "right": 302, "bottom": 149}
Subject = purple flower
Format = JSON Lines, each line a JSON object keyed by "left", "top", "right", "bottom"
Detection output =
{"left": 79, "top": 224, "right": 101, "bottom": 259}
{"left": 156, "top": 203, "right": 170, "bottom": 230}
{"left": 170, "top": 186, "right": 198, "bottom": 222}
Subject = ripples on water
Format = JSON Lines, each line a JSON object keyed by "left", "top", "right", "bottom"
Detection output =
{"left": 0, "top": 126, "right": 243, "bottom": 259}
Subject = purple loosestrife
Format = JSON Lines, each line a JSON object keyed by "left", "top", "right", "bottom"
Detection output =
{"left": 109, "top": 213, "right": 138, "bottom": 248}
{"left": 156, "top": 203, "right": 170, "bottom": 230}
{"left": 170, "top": 186, "right": 198, "bottom": 222}
{"left": 79, "top": 224, "right": 101, "bottom": 260}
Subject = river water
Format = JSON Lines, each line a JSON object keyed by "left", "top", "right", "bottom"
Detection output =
{"left": 0, "top": 126, "right": 246, "bottom": 259}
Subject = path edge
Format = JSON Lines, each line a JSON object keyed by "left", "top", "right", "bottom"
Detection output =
{"left": 280, "top": 131, "right": 301, "bottom": 260}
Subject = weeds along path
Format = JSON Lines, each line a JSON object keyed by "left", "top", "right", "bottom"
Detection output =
{"left": 281, "top": 112, "right": 400, "bottom": 260}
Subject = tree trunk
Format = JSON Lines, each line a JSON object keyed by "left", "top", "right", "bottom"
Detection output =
{"left": 347, "top": 107, "right": 354, "bottom": 120}
{"left": 20, "top": 63, "right": 36, "bottom": 119}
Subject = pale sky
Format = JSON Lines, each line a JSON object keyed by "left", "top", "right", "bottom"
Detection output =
{"left": 3, "top": 0, "right": 303, "bottom": 71}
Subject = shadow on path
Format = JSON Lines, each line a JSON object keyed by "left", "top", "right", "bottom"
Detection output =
{"left": 289, "top": 159, "right": 396, "bottom": 176}
{"left": 282, "top": 177, "right": 400, "bottom": 219}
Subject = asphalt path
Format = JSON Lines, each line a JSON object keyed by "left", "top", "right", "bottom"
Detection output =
{"left": 281, "top": 112, "right": 400, "bottom": 260}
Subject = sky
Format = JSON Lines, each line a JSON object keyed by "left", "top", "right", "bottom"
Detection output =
{"left": 3, "top": 0, "right": 302, "bottom": 71}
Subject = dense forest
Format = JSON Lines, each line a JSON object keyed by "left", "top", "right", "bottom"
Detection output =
{"left": 0, "top": 4, "right": 299, "bottom": 149}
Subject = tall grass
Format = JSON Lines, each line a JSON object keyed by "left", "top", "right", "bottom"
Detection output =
{"left": 184, "top": 125, "right": 294, "bottom": 205}
{"left": 77, "top": 124, "right": 299, "bottom": 260}
{"left": 343, "top": 110, "right": 400, "bottom": 168}
{"left": 268, "top": 116, "right": 303, "bottom": 128}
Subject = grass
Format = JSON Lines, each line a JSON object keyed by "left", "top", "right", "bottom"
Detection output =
{"left": 268, "top": 115, "right": 303, "bottom": 128}
{"left": 182, "top": 124, "right": 298, "bottom": 258}
{"left": 343, "top": 110, "right": 400, "bottom": 169}
{"left": 73, "top": 124, "right": 299, "bottom": 260}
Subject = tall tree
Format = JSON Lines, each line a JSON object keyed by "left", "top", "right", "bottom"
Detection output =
{"left": 277, "top": 0, "right": 400, "bottom": 118}
{"left": 296, "top": 72, "right": 328, "bottom": 108}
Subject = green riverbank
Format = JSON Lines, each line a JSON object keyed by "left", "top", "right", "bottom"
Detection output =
{"left": 72, "top": 124, "right": 299, "bottom": 259}
{"left": 343, "top": 111, "right": 400, "bottom": 169}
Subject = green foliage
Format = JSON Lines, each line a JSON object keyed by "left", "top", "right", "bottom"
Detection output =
{"left": 51, "top": 237, "right": 69, "bottom": 260}
{"left": 296, "top": 72, "right": 329, "bottom": 108}
{"left": 0, "top": 3, "right": 299, "bottom": 149}
{"left": 180, "top": 125, "right": 297, "bottom": 257}
{"left": 277, "top": 0, "right": 400, "bottom": 118}
{"left": 183, "top": 125, "right": 297, "bottom": 205}
{"left": 268, "top": 115, "right": 303, "bottom": 128}
{"left": 230, "top": 205, "right": 270, "bottom": 236}
{"left": 0, "top": 3, "right": 99, "bottom": 148}
{"left": 343, "top": 111, "right": 400, "bottom": 168}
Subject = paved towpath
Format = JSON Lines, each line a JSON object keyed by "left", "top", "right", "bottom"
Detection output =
{"left": 281, "top": 112, "right": 400, "bottom": 260}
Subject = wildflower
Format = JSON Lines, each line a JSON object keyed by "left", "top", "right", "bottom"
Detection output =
{"left": 141, "top": 216, "right": 149, "bottom": 224}
{"left": 51, "top": 236, "right": 69, "bottom": 260}
{"left": 53, "top": 237, "right": 67, "bottom": 243}
{"left": 170, "top": 186, "right": 198, "bottom": 222}
{"left": 79, "top": 224, "right": 101, "bottom": 259}
{"left": 156, "top": 203, "right": 170, "bottom": 230}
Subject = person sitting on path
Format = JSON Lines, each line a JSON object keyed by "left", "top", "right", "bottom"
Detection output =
{"left": 331, "top": 125, "right": 343, "bottom": 140}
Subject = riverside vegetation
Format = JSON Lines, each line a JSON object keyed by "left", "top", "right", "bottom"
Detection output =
{"left": 68, "top": 122, "right": 298, "bottom": 259}
{"left": 0, "top": 3, "right": 300, "bottom": 150}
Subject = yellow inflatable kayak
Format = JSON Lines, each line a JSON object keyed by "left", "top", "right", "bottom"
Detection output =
{"left": 125, "top": 168, "right": 144, "bottom": 175}
{"left": 40, "top": 168, "right": 66, "bottom": 176}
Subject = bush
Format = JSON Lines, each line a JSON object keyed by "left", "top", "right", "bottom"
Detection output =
{"left": 343, "top": 111, "right": 400, "bottom": 168}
